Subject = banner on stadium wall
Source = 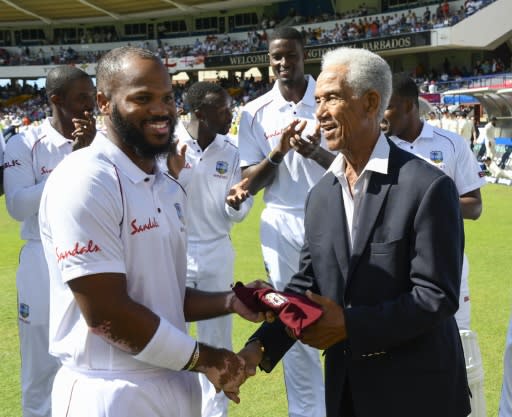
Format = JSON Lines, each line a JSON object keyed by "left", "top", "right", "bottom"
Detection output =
{"left": 204, "top": 32, "right": 431, "bottom": 68}
{"left": 442, "top": 94, "right": 480, "bottom": 105}
{"left": 420, "top": 93, "right": 441, "bottom": 103}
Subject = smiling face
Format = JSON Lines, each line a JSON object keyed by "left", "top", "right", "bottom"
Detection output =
{"left": 98, "top": 55, "right": 177, "bottom": 159}
{"left": 315, "top": 65, "right": 370, "bottom": 153}
{"left": 268, "top": 38, "right": 305, "bottom": 86}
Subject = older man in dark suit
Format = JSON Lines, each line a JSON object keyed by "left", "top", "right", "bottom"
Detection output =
{"left": 239, "top": 46, "right": 471, "bottom": 417}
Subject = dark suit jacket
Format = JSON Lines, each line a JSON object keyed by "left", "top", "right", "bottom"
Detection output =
{"left": 252, "top": 140, "right": 470, "bottom": 417}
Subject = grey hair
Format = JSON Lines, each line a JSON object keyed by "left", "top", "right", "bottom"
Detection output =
{"left": 321, "top": 47, "right": 392, "bottom": 121}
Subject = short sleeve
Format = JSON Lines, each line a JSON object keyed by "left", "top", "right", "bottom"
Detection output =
{"left": 40, "top": 158, "right": 126, "bottom": 282}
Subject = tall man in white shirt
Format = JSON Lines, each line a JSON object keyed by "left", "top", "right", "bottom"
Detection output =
{"left": 384, "top": 72, "right": 487, "bottom": 417}
{"left": 38, "top": 46, "right": 262, "bottom": 417}
{"left": 3, "top": 66, "right": 97, "bottom": 417}
{"left": 165, "top": 81, "right": 252, "bottom": 417}
{"left": 238, "top": 27, "right": 335, "bottom": 417}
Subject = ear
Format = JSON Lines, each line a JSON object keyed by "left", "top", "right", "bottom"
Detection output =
{"left": 97, "top": 91, "right": 110, "bottom": 115}
{"left": 49, "top": 94, "right": 61, "bottom": 106}
{"left": 404, "top": 98, "right": 415, "bottom": 114}
{"left": 194, "top": 108, "right": 204, "bottom": 122}
{"left": 364, "top": 90, "right": 381, "bottom": 115}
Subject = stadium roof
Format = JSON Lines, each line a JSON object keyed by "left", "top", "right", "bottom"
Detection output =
{"left": 1, "top": 0, "right": 284, "bottom": 26}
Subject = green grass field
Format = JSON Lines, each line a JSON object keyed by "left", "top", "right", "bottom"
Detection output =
{"left": 1, "top": 184, "right": 511, "bottom": 417}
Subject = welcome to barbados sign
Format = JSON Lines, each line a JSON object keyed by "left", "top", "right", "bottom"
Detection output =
{"left": 205, "top": 32, "right": 431, "bottom": 68}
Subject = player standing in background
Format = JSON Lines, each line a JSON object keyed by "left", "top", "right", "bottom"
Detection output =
{"left": 164, "top": 81, "right": 252, "bottom": 417}
{"left": 3, "top": 66, "right": 97, "bottom": 417}
{"left": 237, "top": 27, "right": 334, "bottom": 417}
{"left": 0, "top": 129, "right": 5, "bottom": 196}
{"left": 384, "top": 72, "right": 487, "bottom": 417}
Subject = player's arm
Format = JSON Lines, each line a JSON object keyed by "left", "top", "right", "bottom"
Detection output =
{"left": 184, "top": 287, "right": 265, "bottom": 323}
{"left": 0, "top": 132, "right": 4, "bottom": 196}
{"left": 69, "top": 273, "right": 161, "bottom": 353}
{"left": 242, "top": 119, "right": 302, "bottom": 195}
{"left": 3, "top": 134, "right": 45, "bottom": 221}
{"left": 69, "top": 273, "right": 250, "bottom": 401}
{"left": 459, "top": 188, "right": 482, "bottom": 220}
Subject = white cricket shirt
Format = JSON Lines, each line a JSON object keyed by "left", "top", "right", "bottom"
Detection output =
{"left": 238, "top": 76, "right": 327, "bottom": 211}
{"left": 328, "top": 133, "right": 390, "bottom": 249}
{"left": 389, "top": 123, "right": 486, "bottom": 195}
{"left": 39, "top": 134, "right": 194, "bottom": 371}
{"left": 0, "top": 131, "right": 5, "bottom": 166}
{"left": 167, "top": 121, "right": 252, "bottom": 243}
{"left": 4, "top": 118, "right": 74, "bottom": 241}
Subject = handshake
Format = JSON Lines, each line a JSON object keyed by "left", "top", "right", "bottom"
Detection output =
{"left": 189, "top": 281, "right": 327, "bottom": 403}
{"left": 188, "top": 339, "right": 264, "bottom": 404}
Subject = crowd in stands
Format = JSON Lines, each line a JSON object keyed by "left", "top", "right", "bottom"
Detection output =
{"left": 0, "top": 72, "right": 273, "bottom": 139}
{"left": 0, "top": 0, "right": 495, "bottom": 66}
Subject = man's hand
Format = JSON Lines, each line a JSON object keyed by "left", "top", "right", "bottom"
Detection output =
{"left": 231, "top": 280, "right": 276, "bottom": 323}
{"left": 71, "top": 111, "right": 96, "bottom": 151}
{"left": 238, "top": 340, "right": 264, "bottom": 379}
{"left": 226, "top": 178, "right": 250, "bottom": 210}
{"left": 167, "top": 142, "right": 187, "bottom": 179}
{"left": 194, "top": 344, "right": 248, "bottom": 403}
{"left": 274, "top": 119, "right": 307, "bottom": 156}
{"left": 295, "top": 290, "right": 347, "bottom": 350}
{"left": 290, "top": 123, "right": 321, "bottom": 159}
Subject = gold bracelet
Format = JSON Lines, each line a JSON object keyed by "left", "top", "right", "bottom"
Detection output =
{"left": 185, "top": 342, "right": 200, "bottom": 371}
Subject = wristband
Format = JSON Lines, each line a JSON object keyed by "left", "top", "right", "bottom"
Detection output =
{"left": 184, "top": 342, "right": 200, "bottom": 371}
{"left": 133, "top": 317, "right": 196, "bottom": 371}
{"left": 267, "top": 151, "right": 283, "bottom": 166}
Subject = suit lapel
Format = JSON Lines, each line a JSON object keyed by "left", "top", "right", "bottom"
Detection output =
{"left": 348, "top": 168, "right": 394, "bottom": 278}
{"left": 329, "top": 177, "right": 351, "bottom": 279}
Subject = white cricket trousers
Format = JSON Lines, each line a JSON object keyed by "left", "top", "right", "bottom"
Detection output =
{"left": 499, "top": 311, "right": 512, "bottom": 417}
{"left": 52, "top": 366, "right": 201, "bottom": 417}
{"left": 17, "top": 240, "right": 60, "bottom": 417}
{"left": 455, "top": 253, "right": 471, "bottom": 330}
{"left": 187, "top": 236, "right": 234, "bottom": 417}
{"left": 260, "top": 207, "right": 326, "bottom": 417}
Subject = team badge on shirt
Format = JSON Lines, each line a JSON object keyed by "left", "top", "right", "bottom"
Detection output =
{"left": 174, "top": 203, "right": 185, "bottom": 225}
{"left": 19, "top": 303, "right": 30, "bottom": 321}
{"left": 215, "top": 161, "right": 228, "bottom": 175}
{"left": 430, "top": 150, "right": 443, "bottom": 163}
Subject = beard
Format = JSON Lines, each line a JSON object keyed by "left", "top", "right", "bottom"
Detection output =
{"left": 111, "top": 104, "right": 176, "bottom": 159}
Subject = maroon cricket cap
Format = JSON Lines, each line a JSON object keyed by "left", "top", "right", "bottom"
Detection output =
{"left": 232, "top": 282, "right": 323, "bottom": 338}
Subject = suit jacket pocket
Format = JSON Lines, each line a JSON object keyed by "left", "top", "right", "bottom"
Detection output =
{"left": 369, "top": 238, "right": 407, "bottom": 281}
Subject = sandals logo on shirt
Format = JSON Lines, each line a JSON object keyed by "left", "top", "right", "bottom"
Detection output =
{"left": 215, "top": 161, "right": 229, "bottom": 175}
{"left": 40, "top": 166, "right": 54, "bottom": 175}
{"left": 55, "top": 240, "right": 101, "bottom": 262}
{"left": 130, "top": 217, "right": 160, "bottom": 235}
{"left": 264, "top": 128, "right": 285, "bottom": 141}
